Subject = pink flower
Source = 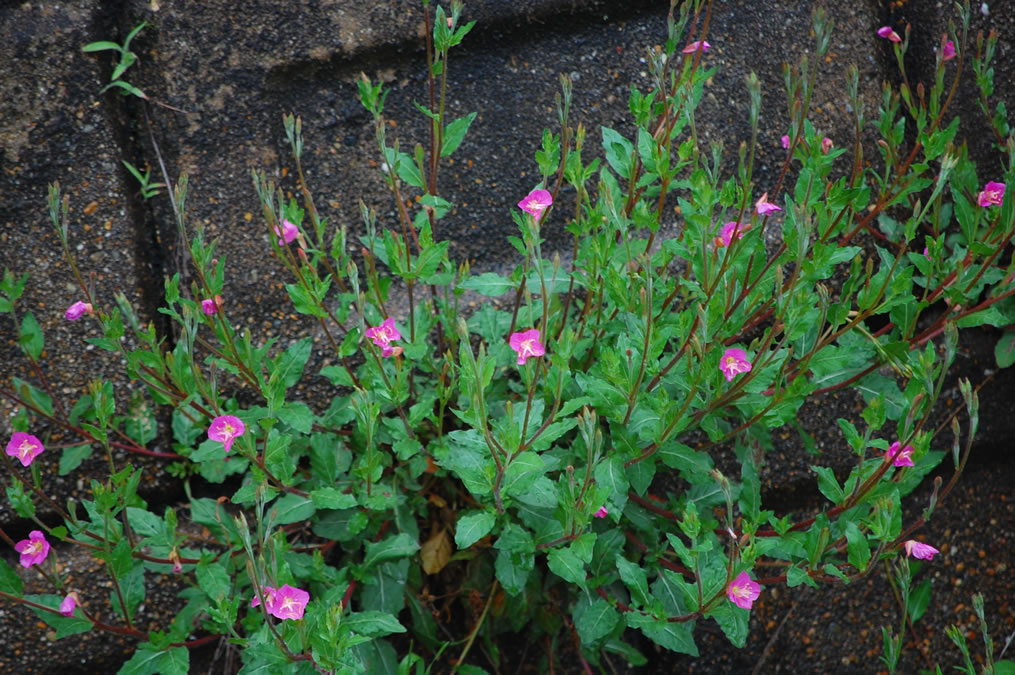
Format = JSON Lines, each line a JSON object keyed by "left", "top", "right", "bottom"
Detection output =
{"left": 727, "top": 571, "right": 761, "bottom": 610}
{"left": 780, "top": 134, "right": 791, "bottom": 150}
{"left": 251, "top": 585, "right": 275, "bottom": 609}
{"left": 942, "top": 40, "right": 956, "bottom": 61}
{"left": 14, "top": 530, "right": 50, "bottom": 568}
{"left": 64, "top": 301, "right": 93, "bottom": 321}
{"left": 885, "top": 441, "right": 915, "bottom": 467}
{"left": 719, "top": 348, "right": 752, "bottom": 382}
{"left": 821, "top": 137, "right": 833, "bottom": 154}
{"left": 904, "top": 540, "right": 940, "bottom": 561}
{"left": 755, "top": 192, "right": 782, "bottom": 215}
{"left": 922, "top": 246, "right": 931, "bottom": 259}
{"left": 681, "top": 40, "right": 711, "bottom": 54}
{"left": 877, "top": 26, "right": 902, "bottom": 43}
{"left": 365, "top": 317, "right": 402, "bottom": 357}
{"left": 518, "top": 189, "right": 552, "bottom": 218}
{"left": 594, "top": 506, "right": 609, "bottom": 519}
{"left": 201, "top": 298, "right": 218, "bottom": 316}
{"left": 268, "top": 584, "right": 310, "bottom": 620}
{"left": 977, "top": 181, "right": 1005, "bottom": 207}
{"left": 252, "top": 584, "right": 309, "bottom": 620}
{"left": 59, "top": 594, "right": 77, "bottom": 617}
{"left": 6, "top": 432, "right": 45, "bottom": 467}
{"left": 715, "top": 221, "right": 749, "bottom": 248}
{"left": 208, "top": 415, "right": 245, "bottom": 454}
{"left": 274, "top": 219, "right": 300, "bottom": 246}
{"left": 509, "top": 329, "right": 545, "bottom": 365}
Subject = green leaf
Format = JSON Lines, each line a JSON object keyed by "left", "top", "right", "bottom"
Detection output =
{"left": 908, "top": 579, "right": 932, "bottom": 623}
{"left": 995, "top": 332, "right": 1015, "bottom": 369}
{"left": 454, "top": 510, "right": 495, "bottom": 549}
{"left": 708, "top": 602, "right": 749, "bottom": 648}
{"left": 59, "top": 444, "right": 93, "bottom": 476}
{"left": 0, "top": 559, "right": 23, "bottom": 595}
{"left": 118, "top": 644, "right": 188, "bottom": 675}
{"left": 457, "top": 272, "right": 516, "bottom": 297}
{"left": 440, "top": 112, "right": 477, "bottom": 157}
{"left": 277, "top": 401, "right": 314, "bottom": 434}
{"left": 310, "top": 487, "right": 357, "bottom": 510}
{"left": 364, "top": 533, "right": 420, "bottom": 569}
{"left": 786, "top": 565, "right": 817, "bottom": 588}
{"left": 844, "top": 521, "right": 871, "bottom": 572}
{"left": 197, "top": 560, "right": 231, "bottom": 602}
{"left": 629, "top": 614, "right": 698, "bottom": 656}
{"left": 19, "top": 311, "right": 43, "bottom": 359}
{"left": 573, "top": 595, "right": 619, "bottom": 644}
{"left": 269, "top": 493, "right": 316, "bottom": 525}
{"left": 343, "top": 611, "right": 407, "bottom": 637}
{"left": 615, "top": 555, "right": 650, "bottom": 607}
{"left": 602, "top": 126, "right": 635, "bottom": 180}
{"left": 811, "top": 465, "right": 844, "bottom": 504}
{"left": 503, "top": 452, "right": 544, "bottom": 497}
{"left": 547, "top": 547, "right": 586, "bottom": 586}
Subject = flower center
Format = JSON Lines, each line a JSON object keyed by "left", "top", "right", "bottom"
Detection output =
{"left": 17, "top": 439, "right": 37, "bottom": 459}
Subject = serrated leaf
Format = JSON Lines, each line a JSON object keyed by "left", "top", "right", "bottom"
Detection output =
{"left": 310, "top": 487, "right": 357, "bottom": 510}
{"left": 59, "top": 444, "right": 93, "bottom": 476}
{"left": 197, "top": 560, "right": 231, "bottom": 602}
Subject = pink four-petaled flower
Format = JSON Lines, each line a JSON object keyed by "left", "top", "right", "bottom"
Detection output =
{"left": 509, "top": 329, "right": 545, "bottom": 365}
{"left": 518, "top": 189, "right": 553, "bottom": 219}
{"left": 201, "top": 298, "right": 218, "bottom": 316}
{"left": 885, "top": 441, "right": 915, "bottom": 467}
{"left": 727, "top": 571, "right": 761, "bottom": 610}
{"left": 877, "top": 26, "right": 902, "bottom": 43}
{"left": 6, "top": 432, "right": 45, "bottom": 467}
{"left": 942, "top": 40, "right": 956, "bottom": 61}
{"left": 904, "top": 540, "right": 940, "bottom": 561}
{"left": 821, "top": 137, "right": 834, "bottom": 154}
{"left": 365, "top": 317, "right": 402, "bottom": 357}
{"left": 14, "top": 530, "right": 50, "bottom": 569}
{"left": 719, "top": 348, "right": 752, "bottom": 382}
{"left": 781, "top": 134, "right": 791, "bottom": 150}
{"left": 274, "top": 219, "right": 300, "bottom": 246}
{"left": 594, "top": 506, "right": 609, "bottom": 519}
{"left": 208, "top": 415, "right": 245, "bottom": 454}
{"left": 715, "top": 222, "right": 749, "bottom": 248}
{"left": 977, "top": 181, "right": 1005, "bottom": 207}
{"left": 681, "top": 40, "right": 711, "bottom": 54}
{"left": 251, "top": 584, "right": 309, "bottom": 621}
{"left": 755, "top": 192, "right": 782, "bottom": 215}
{"left": 64, "top": 301, "right": 93, "bottom": 321}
